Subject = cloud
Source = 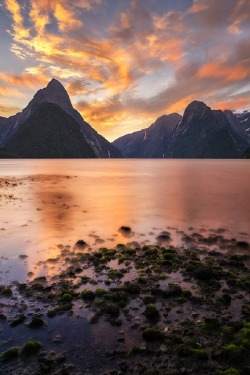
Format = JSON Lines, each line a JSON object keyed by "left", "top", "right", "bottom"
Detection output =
{"left": 2, "top": 0, "right": 250, "bottom": 140}
{"left": 0, "top": 72, "right": 47, "bottom": 88}
{"left": 197, "top": 61, "right": 250, "bottom": 82}
{"left": 188, "top": 3, "right": 209, "bottom": 14}
{"left": 228, "top": 0, "right": 250, "bottom": 34}
{"left": 0, "top": 83, "right": 25, "bottom": 98}
{"left": 0, "top": 104, "right": 22, "bottom": 116}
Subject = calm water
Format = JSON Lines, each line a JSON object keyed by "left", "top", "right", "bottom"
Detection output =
{"left": 0, "top": 159, "right": 250, "bottom": 282}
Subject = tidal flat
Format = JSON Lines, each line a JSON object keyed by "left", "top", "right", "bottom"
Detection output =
{"left": 0, "top": 160, "right": 250, "bottom": 374}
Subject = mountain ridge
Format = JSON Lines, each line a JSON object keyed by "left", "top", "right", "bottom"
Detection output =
{"left": 113, "top": 101, "right": 250, "bottom": 158}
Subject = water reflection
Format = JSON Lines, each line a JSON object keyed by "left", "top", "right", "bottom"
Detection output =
{"left": 0, "top": 159, "right": 250, "bottom": 282}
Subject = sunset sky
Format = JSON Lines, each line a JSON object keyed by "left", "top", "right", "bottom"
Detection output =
{"left": 0, "top": 0, "right": 249, "bottom": 140}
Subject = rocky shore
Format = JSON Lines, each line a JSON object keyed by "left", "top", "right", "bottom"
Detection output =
{"left": 0, "top": 229, "right": 249, "bottom": 375}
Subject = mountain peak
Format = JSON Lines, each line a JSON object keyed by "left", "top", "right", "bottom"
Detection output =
{"left": 182, "top": 100, "right": 211, "bottom": 122}
{"left": 31, "top": 78, "right": 73, "bottom": 114}
{"left": 46, "top": 78, "right": 65, "bottom": 90}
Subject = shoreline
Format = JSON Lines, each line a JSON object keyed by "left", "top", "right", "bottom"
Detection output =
{"left": 0, "top": 233, "right": 249, "bottom": 375}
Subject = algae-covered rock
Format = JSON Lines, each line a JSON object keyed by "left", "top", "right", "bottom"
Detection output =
{"left": 0, "top": 347, "right": 19, "bottom": 362}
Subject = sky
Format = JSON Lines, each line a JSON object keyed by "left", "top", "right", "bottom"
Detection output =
{"left": 0, "top": 0, "right": 249, "bottom": 141}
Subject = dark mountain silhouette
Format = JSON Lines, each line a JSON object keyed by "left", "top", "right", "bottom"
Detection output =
{"left": 113, "top": 101, "right": 249, "bottom": 158}
{"left": 0, "top": 79, "right": 121, "bottom": 158}
{"left": 242, "top": 147, "right": 250, "bottom": 159}
{"left": 235, "top": 110, "right": 250, "bottom": 134}
{"left": 112, "top": 113, "right": 181, "bottom": 157}
{"left": 0, "top": 102, "right": 96, "bottom": 158}
{"left": 169, "top": 101, "right": 247, "bottom": 158}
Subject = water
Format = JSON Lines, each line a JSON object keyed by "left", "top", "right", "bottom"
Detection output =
{"left": 0, "top": 159, "right": 250, "bottom": 282}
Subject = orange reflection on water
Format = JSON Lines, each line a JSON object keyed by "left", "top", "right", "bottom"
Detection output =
{"left": 0, "top": 159, "right": 250, "bottom": 281}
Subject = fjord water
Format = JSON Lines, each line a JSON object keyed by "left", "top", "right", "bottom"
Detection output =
{"left": 0, "top": 159, "right": 250, "bottom": 282}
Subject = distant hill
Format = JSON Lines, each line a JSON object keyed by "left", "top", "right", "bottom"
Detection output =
{"left": 0, "top": 79, "right": 121, "bottom": 158}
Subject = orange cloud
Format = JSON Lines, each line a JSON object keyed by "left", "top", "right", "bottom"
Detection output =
{"left": 54, "top": 2, "right": 83, "bottom": 31}
{"left": 188, "top": 3, "right": 209, "bottom": 14}
{"left": 0, "top": 72, "right": 47, "bottom": 88}
{"left": 166, "top": 95, "right": 196, "bottom": 114}
{"left": 0, "top": 104, "right": 22, "bottom": 116}
{"left": 214, "top": 96, "right": 250, "bottom": 111}
{"left": 0, "top": 83, "right": 25, "bottom": 98}
{"left": 228, "top": 0, "right": 250, "bottom": 34}
{"left": 197, "top": 61, "right": 249, "bottom": 82}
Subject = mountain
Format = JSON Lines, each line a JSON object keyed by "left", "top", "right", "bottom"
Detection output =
{"left": 242, "top": 147, "right": 250, "bottom": 159}
{"left": 0, "top": 102, "right": 96, "bottom": 158}
{"left": 213, "top": 110, "right": 249, "bottom": 154}
{"left": 234, "top": 110, "right": 250, "bottom": 134}
{"left": 169, "top": 101, "right": 247, "bottom": 158}
{"left": 112, "top": 113, "right": 182, "bottom": 157}
{"left": 0, "top": 79, "right": 121, "bottom": 158}
{"left": 224, "top": 110, "right": 250, "bottom": 141}
{"left": 113, "top": 101, "right": 249, "bottom": 158}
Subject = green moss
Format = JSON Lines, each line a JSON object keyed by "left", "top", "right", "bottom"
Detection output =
{"left": 144, "top": 304, "right": 160, "bottom": 323}
{"left": 177, "top": 344, "right": 192, "bottom": 357}
{"left": 60, "top": 293, "right": 73, "bottom": 303}
{"left": 108, "top": 269, "right": 124, "bottom": 279}
{"left": 199, "top": 319, "right": 219, "bottom": 332}
{"left": 106, "top": 290, "right": 128, "bottom": 306}
{"left": 191, "top": 348, "right": 208, "bottom": 360}
{"left": 0, "top": 347, "right": 19, "bottom": 363}
{"left": 235, "top": 323, "right": 250, "bottom": 349}
{"left": 142, "top": 328, "right": 165, "bottom": 341}
{"left": 217, "top": 368, "right": 241, "bottom": 375}
{"left": 20, "top": 340, "right": 42, "bottom": 357}
{"left": 222, "top": 344, "right": 245, "bottom": 362}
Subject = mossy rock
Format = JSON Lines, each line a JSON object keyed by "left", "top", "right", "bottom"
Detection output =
{"left": 20, "top": 340, "right": 42, "bottom": 358}
{"left": 217, "top": 368, "right": 241, "bottom": 375}
{"left": 144, "top": 369, "right": 160, "bottom": 375}
{"left": 108, "top": 269, "right": 124, "bottom": 279}
{"left": 142, "top": 328, "right": 165, "bottom": 341}
{"left": 222, "top": 344, "right": 245, "bottom": 362}
{"left": 60, "top": 293, "right": 73, "bottom": 303}
{"left": 95, "top": 288, "right": 107, "bottom": 297}
{"left": 199, "top": 318, "right": 220, "bottom": 332}
{"left": 107, "top": 290, "right": 128, "bottom": 305}
{"left": 0, "top": 286, "right": 12, "bottom": 297}
{"left": 10, "top": 314, "right": 26, "bottom": 327}
{"left": 81, "top": 290, "right": 95, "bottom": 300}
{"left": 164, "top": 283, "right": 183, "bottom": 297}
{"left": 144, "top": 304, "right": 160, "bottom": 323}
{"left": 0, "top": 347, "right": 19, "bottom": 363}
{"left": 27, "top": 317, "right": 46, "bottom": 328}
{"left": 191, "top": 348, "right": 209, "bottom": 360}
{"left": 177, "top": 344, "right": 192, "bottom": 357}
{"left": 102, "top": 303, "right": 120, "bottom": 317}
